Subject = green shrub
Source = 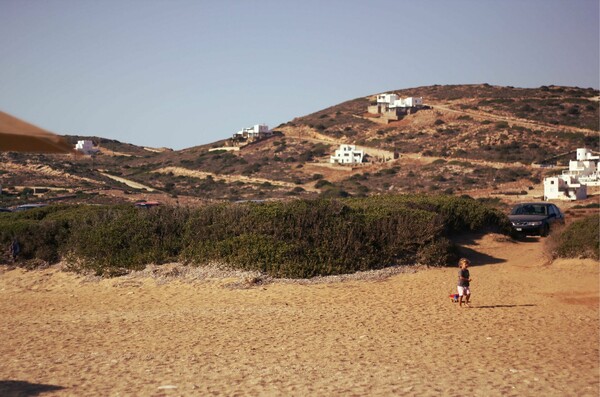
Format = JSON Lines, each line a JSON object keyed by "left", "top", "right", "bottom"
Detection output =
{"left": 572, "top": 203, "right": 600, "bottom": 209}
{"left": 495, "top": 121, "right": 510, "bottom": 129}
{"left": 180, "top": 196, "right": 507, "bottom": 277}
{"left": 0, "top": 205, "right": 100, "bottom": 264}
{"left": 0, "top": 195, "right": 509, "bottom": 278}
{"left": 416, "top": 238, "right": 457, "bottom": 267}
{"left": 65, "top": 206, "right": 190, "bottom": 275}
{"left": 319, "top": 187, "right": 350, "bottom": 198}
{"left": 553, "top": 215, "right": 599, "bottom": 260}
{"left": 315, "top": 179, "right": 333, "bottom": 188}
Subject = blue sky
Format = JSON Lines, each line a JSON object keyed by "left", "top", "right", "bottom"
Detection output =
{"left": 1, "top": 0, "right": 598, "bottom": 149}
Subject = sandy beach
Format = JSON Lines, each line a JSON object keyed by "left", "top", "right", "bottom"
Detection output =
{"left": 0, "top": 233, "right": 598, "bottom": 396}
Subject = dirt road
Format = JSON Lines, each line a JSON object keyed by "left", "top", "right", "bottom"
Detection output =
{"left": 98, "top": 172, "right": 156, "bottom": 192}
{"left": 153, "top": 166, "right": 319, "bottom": 192}
{"left": 429, "top": 103, "right": 597, "bottom": 135}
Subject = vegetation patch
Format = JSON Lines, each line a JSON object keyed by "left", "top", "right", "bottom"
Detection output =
{"left": 0, "top": 195, "right": 509, "bottom": 278}
{"left": 551, "top": 215, "right": 599, "bottom": 260}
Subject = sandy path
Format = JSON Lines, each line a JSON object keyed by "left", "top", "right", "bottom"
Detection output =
{"left": 429, "top": 103, "right": 597, "bottom": 135}
{"left": 0, "top": 235, "right": 598, "bottom": 396}
{"left": 98, "top": 172, "right": 156, "bottom": 192}
{"left": 153, "top": 166, "right": 320, "bottom": 192}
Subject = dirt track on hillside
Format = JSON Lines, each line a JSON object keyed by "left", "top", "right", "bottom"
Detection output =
{"left": 429, "top": 103, "right": 597, "bottom": 135}
{"left": 153, "top": 166, "right": 320, "bottom": 192}
{"left": 0, "top": 234, "right": 598, "bottom": 396}
{"left": 98, "top": 172, "right": 156, "bottom": 192}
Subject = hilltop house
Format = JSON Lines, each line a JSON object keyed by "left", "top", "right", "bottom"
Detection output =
{"left": 74, "top": 140, "right": 98, "bottom": 154}
{"left": 543, "top": 175, "right": 587, "bottom": 201}
{"left": 330, "top": 144, "right": 364, "bottom": 165}
{"left": 368, "top": 93, "right": 424, "bottom": 122}
{"left": 232, "top": 124, "right": 272, "bottom": 141}
{"left": 564, "top": 148, "right": 600, "bottom": 186}
{"left": 543, "top": 148, "right": 599, "bottom": 201}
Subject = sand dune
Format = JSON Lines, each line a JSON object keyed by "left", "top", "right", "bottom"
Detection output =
{"left": 0, "top": 234, "right": 598, "bottom": 396}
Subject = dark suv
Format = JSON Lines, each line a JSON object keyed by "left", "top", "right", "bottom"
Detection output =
{"left": 508, "top": 202, "right": 565, "bottom": 237}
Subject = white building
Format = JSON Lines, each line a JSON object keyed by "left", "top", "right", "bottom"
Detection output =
{"left": 543, "top": 148, "right": 599, "bottom": 201}
{"left": 369, "top": 94, "right": 424, "bottom": 122}
{"left": 544, "top": 175, "right": 587, "bottom": 201}
{"left": 330, "top": 144, "right": 364, "bottom": 165}
{"left": 377, "top": 93, "right": 399, "bottom": 105}
{"left": 74, "top": 140, "right": 97, "bottom": 154}
{"left": 376, "top": 93, "right": 423, "bottom": 109}
{"left": 564, "top": 148, "right": 600, "bottom": 186}
{"left": 233, "top": 124, "right": 271, "bottom": 140}
{"left": 395, "top": 97, "right": 423, "bottom": 108}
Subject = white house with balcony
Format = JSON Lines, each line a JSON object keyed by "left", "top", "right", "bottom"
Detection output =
{"left": 74, "top": 140, "right": 98, "bottom": 154}
{"left": 376, "top": 93, "right": 399, "bottom": 106}
{"left": 544, "top": 174, "right": 587, "bottom": 201}
{"left": 330, "top": 144, "right": 364, "bottom": 165}
{"left": 368, "top": 93, "right": 424, "bottom": 122}
{"left": 543, "top": 148, "right": 599, "bottom": 201}
{"left": 563, "top": 148, "right": 600, "bottom": 186}
{"left": 396, "top": 97, "right": 423, "bottom": 108}
{"left": 232, "top": 124, "right": 271, "bottom": 140}
{"left": 375, "top": 93, "right": 423, "bottom": 109}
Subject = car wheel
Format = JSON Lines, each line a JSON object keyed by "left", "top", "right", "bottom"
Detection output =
{"left": 540, "top": 223, "right": 550, "bottom": 237}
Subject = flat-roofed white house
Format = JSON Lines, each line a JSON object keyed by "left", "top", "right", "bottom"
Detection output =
{"left": 543, "top": 148, "right": 599, "bottom": 201}
{"left": 376, "top": 93, "right": 399, "bottom": 105}
{"left": 544, "top": 174, "right": 587, "bottom": 201}
{"left": 396, "top": 97, "right": 423, "bottom": 108}
{"left": 564, "top": 148, "right": 600, "bottom": 186}
{"left": 330, "top": 144, "right": 364, "bottom": 165}
{"left": 74, "top": 140, "right": 98, "bottom": 154}
{"left": 232, "top": 124, "right": 271, "bottom": 140}
{"left": 368, "top": 93, "right": 424, "bottom": 122}
{"left": 374, "top": 94, "right": 423, "bottom": 109}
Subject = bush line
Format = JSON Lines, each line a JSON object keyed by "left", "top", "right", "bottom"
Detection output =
{"left": 0, "top": 195, "right": 510, "bottom": 278}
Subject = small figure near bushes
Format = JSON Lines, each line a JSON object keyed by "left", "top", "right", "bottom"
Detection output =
{"left": 457, "top": 258, "right": 472, "bottom": 308}
{"left": 9, "top": 238, "right": 20, "bottom": 262}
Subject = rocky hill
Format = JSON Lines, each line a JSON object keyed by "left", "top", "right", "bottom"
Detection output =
{"left": 1, "top": 84, "right": 598, "bottom": 207}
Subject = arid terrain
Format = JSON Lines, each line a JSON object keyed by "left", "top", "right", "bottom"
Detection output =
{"left": 0, "top": 84, "right": 598, "bottom": 396}
{"left": 0, "top": 232, "right": 598, "bottom": 396}
{"left": 1, "top": 84, "right": 598, "bottom": 206}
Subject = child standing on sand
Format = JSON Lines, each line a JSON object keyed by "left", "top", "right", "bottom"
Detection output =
{"left": 457, "top": 258, "right": 472, "bottom": 307}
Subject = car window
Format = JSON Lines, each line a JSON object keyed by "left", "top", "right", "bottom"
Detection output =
{"left": 552, "top": 205, "right": 562, "bottom": 217}
{"left": 548, "top": 206, "right": 556, "bottom": 216}
{"left": 512, "top": 205, "right": 533, "bottom": 215}
{"left": 511, "top": 204, "right": 550, "bottom": 215}
{"left": 511, "top": 206, "right": 525, "bottom": 215}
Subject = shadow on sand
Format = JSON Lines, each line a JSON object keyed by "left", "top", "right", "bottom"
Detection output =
{"left": 451, "top": 231, "right": 508, "bottom": 266}
{"left": 0, "top": 380, "right": 65, "bottom": 397}
{"left": 476, "top": 304, "right": 536, "bottom": 309}
{"left": 455, "top": 245, "right": 506, "bottom": 266}
{"left": 450, "top": 227, "right": 551, "bottom": 266}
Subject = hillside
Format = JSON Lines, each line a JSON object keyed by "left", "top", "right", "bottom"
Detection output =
{"left": 0, "top": 84, "right": 598, "bottom": 207}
